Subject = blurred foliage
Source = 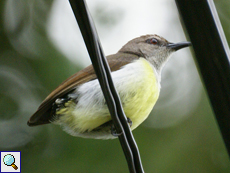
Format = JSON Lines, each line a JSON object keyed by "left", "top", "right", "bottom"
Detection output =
{"left": 0, "top": 0, "right": 230, "bottom": 173}
{"left": 215, "top": 0, "right": 230, "bottom": 44}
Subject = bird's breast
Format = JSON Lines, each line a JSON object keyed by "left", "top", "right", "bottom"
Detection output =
{"left": 115, "top": 58, "right": 160, "bottom": 130}
{"left": 56, "top": 58, "right": 160, "bottom": 135}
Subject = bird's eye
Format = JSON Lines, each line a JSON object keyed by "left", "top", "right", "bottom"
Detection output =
{"left": 147, "top": 38, "right": 158, "bottom": 45}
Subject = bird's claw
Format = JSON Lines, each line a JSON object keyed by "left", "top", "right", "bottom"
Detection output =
{"left": 111, "top": 125, "right": 123, "bottom": 137}
{"left": 111, "top": 118, "right": 133, "bottom": 136}
{"left": 127, "top": 118, "right": 132, "bottom": 127}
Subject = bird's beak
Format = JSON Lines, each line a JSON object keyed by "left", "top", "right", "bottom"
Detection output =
{"left": 166, "top": 41, "right": 192, "bottom": 51}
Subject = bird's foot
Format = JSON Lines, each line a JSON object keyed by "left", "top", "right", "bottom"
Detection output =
{"left": 111, "top": 125, "right": 123, "bottom": 137}
{"left": 111, "top": 118, "right": 133, "bottom": 137}
{"left": 127, "top": 118, "right": 132, "bottom": 127}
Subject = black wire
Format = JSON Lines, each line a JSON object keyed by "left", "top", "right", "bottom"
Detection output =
{"left": 100, "top": 47, "right": 144, "bottom": 172}
{"left": 68, "top": 0, "right": 144, "bottom": 172}
{"left": 175, "top": 0, "right": 230, "bottom": 157}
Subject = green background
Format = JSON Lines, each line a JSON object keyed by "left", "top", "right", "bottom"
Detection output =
{"left": 0, "top": 0, "right": 230, "bottom": 172}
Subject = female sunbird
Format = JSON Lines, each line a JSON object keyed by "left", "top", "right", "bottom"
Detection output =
{"left": 28, "top": 34, "right": 191, "bottom": 139}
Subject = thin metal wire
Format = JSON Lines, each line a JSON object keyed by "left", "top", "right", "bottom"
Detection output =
{"left": 99, "top": 46, "right": 144, "bottom": 172}
{"left": 69, "top": 0, "right": 144, "bottom": 172}
{"left": 175, "top": 0, "right": 230, "bottom": 157}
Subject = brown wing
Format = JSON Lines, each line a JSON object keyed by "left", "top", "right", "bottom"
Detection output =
{"left": 27, "top": 53, "right": 139, "bottom": 126}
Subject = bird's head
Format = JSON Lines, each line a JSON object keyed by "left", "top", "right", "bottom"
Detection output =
{"left": 119, "top": 34, "right": 191, "bottom": 72}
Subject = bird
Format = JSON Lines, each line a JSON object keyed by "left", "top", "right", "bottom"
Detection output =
{"left": 27, "top": 34, "right": 191, "bottom": 139}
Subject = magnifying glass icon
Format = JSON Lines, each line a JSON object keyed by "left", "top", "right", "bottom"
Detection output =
{"left": 3, "top": 154, "right": 18, "bottom": 170}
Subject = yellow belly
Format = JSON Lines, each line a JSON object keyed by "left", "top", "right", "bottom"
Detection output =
{"left": 56, "top": 58, "right": 160, "bottom": 134}
{"left": 120, "top": 58, "right": 160, "bottom": 130}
